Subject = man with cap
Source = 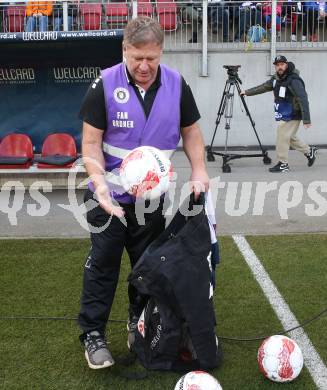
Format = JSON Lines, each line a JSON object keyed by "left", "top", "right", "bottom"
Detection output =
{"left": 241, "top": 55, "right": 317, "bottom": 172}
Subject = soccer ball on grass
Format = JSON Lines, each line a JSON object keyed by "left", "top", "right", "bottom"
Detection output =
{"left": 258, "top": 335, "right": 303, "bottom": 382}
{"left": 174, "top": 370, "right": 223, "bottom": 390}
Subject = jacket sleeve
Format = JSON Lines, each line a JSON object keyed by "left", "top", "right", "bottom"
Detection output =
{"left": 245, "top": 78, "right": 274, "bottom": 96}
{"left": 289, "top": 78, "right": 311, "bottom": 124}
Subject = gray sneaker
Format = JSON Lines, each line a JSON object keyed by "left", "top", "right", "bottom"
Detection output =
{"left": 83, "top": 331, "right": 115, "bottom": 369}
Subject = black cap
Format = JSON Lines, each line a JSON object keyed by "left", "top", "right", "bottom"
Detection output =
{"left": 273, "top": 55, "right": 288, "bottom": 65}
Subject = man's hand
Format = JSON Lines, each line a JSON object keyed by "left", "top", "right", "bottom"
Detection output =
{"left": 82, "top": 123, "right": 125, "bottom": 218}
{"left": 240, "top": 90, "right": 247, "bottom": 96}
{"left": 181, "top": 122, "right": 210, "bottom": 199}
{"left": 190, "top": 168, "right": 210, "bottom": 200}
{"left": 95, "top": 184, "right": 125, "bottom": 218}
{"left": 304, "top": 123, "right": 312, "bottom": 129}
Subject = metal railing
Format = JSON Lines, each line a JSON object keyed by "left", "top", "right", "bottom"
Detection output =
{"left": 1, "top": 0, "right": 327, "bottom": 48}
{"left": 155, "top": 1, "right": 327, "bottom": 49}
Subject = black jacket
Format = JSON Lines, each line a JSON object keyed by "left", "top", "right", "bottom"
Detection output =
{"left": 128, "top": 195, "right": 219, "bottom": 370}
{"left": 245, "top": 62, "right": 311, "bottom": 124}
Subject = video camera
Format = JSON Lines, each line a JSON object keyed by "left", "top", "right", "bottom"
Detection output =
{"left": 223, "top": 65, "right": 242, "bottom": 84}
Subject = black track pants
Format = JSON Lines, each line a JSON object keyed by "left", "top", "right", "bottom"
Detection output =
{"left": 78, "top": 189, "right": 166, "bottom": 335}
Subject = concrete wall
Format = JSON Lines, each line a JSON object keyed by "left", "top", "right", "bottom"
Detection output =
{"left": 162, "top": 49, "right": 327, "bottom": 147}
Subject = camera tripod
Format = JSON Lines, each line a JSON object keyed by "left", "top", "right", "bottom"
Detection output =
{"left": 206, "top": 65, "right": 271, "bottom": 173}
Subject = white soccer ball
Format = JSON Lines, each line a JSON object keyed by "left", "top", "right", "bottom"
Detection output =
{"left": 258, "top": 335, "right": 303, "bottom": 382}
{"left": 119, "top": 146, "right": 172, "bottom": 200}
{"left": 174, "top": 371, "right": 223, "bottom": 390}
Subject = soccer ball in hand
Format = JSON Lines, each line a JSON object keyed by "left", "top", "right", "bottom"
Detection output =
{"left": 119, "top": 146, "right": 172, "bottom": 200}
{"left": 174, "top": 371, "right": 223, "bottom": 390}
{"left": 258, "top": 335, "right": 303, "bottom": 382}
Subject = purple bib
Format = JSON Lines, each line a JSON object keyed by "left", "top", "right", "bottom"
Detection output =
{"left": 89, "top": 62, "right": 181, "bottom": 204}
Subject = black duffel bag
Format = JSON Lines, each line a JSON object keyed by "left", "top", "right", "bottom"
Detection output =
{"left": 128, "top": 193, "right": 222, "bottom": 371}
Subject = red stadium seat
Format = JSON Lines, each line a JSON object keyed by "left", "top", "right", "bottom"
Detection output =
{"left": 156, "top": 0, "right": 177, "bottom": 31}
{"left": 6, "top": 6, "right": 26, "bottom": 33}
{"left": 79, "top": 3, "right": 102, "bottom": 30}
{"left": 0, "top": 133, "right": 33, "bottom": 169}
{"left": 137, "top": 0, "right": 153, "bottom": 17}
{"left": 105, "top": 2, "right": 129, "bottom": 29}
{"left": 36, "top": 133, "right": 77, "bottom": 169}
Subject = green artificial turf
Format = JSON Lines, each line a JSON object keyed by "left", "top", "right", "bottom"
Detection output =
{"left": 0, "top": 236, "right": 322, "bottom": 390}
{"left": 247, "top": 234, "right": 327, "bottom": 370}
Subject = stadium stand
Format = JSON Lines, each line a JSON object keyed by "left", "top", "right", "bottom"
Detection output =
{"left": 1, "top": 1, "right": 327, "bottom": 45}
{"left": 79, "top": 3, "right": 102, "bottom": 30}
{"left": 156, "top": 0, "right": 177, "bottom": 31}
{"left": 137, "top": 0, "right": 154, "bottom": 18}
{"left": 105, "top": 1, "right": 129, "bottom": 29}
{"left": 0, "top": 134, "right": 33, "bottom": 169}
{"left": 5, "top": 5, "right": 26, "bottom": 32}
{"left": 0, "top": 1, "right": 326, "bottom": 180}
{"left": 53, "top": 1, "right": 77, "bottom": 31}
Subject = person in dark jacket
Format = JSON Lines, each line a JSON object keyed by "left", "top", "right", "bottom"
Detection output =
{"left": 241, "top": 55, "right": 317, "bottom": 172}
{"left": 233, "top": 1, "right": 263, "bottom": 42}
{"left": 183, "top": 0, "right": 229, "bottom": 43}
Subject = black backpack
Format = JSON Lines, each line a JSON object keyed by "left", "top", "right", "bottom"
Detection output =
{"left": 128, "top": 193, "right": 222, "bottom": 371}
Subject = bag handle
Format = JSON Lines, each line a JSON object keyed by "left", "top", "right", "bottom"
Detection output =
{"left": 189, "top": 191, "right": 205, "bottom": 209}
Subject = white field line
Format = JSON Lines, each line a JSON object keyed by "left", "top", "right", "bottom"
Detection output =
{"left": 232, "top": 234, "right": 327, "bottom": 390}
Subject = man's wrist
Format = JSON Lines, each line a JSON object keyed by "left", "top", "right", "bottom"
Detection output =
{"left": 191, "top": 162, "right": 207, "bottom": 172}
{"left": 91, "top": 173, "right": 109, "bottom": 192}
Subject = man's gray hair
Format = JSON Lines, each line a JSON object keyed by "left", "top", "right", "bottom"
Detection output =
{"left": 123, "top": 16, "right": 164, "bottom": 47}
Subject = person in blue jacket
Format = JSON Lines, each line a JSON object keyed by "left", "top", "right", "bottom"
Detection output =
{"left": 242, "top": 55, "right": 317, "bottom": 172}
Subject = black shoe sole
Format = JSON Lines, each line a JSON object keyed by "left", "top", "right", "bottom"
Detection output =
{"left": 308, "top": 159, "right": 316, "bottom": 167}
{"left": 269, "top": 168, "right": 290, "bottom": 173}
{"left": 307, "top": 149, "right": 317, "bottom": 167}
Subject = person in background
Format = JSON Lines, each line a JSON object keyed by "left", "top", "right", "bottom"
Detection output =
{"left": 286, "top": 1, "right": 307, "bottom": 42}
{"left": 53, "top": 0, "right": 78, "bottom": 31}
{"left": 303, "top": 0, "right": 327, "bottom": 42}
{"left": 262, "top": 1, "right": 282, "bottom": 38}
{"left": 184, "top": 0, "right": 229, "bottom": 43}
{"left": 208, "top": 0, "right": 230, "bottom": 42}
{"left": 318, "top": 1, "right": 327, "bottom": 21}
{"left": 26, "top": 0, "right": 53, "bottom": 32}
{"left": 233, "top": 1, "right": 263, "bottom": 42}
{"left": 241, "top": 55, "right": 317, "bottom": 172}
{"left": 183, "top": 0, "right": 202, "bottom": 43}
